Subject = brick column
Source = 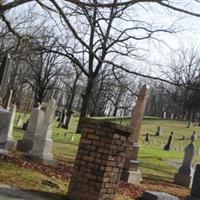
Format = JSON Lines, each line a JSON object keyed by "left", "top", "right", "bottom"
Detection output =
{"left": 68, "top": 118, "right": 132, "bottom": 200}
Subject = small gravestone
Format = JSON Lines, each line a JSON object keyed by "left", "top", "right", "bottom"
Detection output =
{"left": 191, "top": 131, "right": 197, "bottom": 142}
{"left": 144, "top": 133, "right": 151, "bottom": 144}
{"left": 28, "top": 99, "right": 57, "bottom": 166}
{"left": 163, "top": 132, "right": 174, "bottom": 151}
{"left": 155, "top": 126, "right": 161, "bottom": 136}
{"left": 0, "top": 105, "right": 15, "bottom": 150}
{"left": 139, "top": 190, "right": 178, "bottom": 200}
{"left": 185, "top": 165, "right": 200, "bottom": 200}
{"left": 187, "top": 122, "right": 192, "bottom": 128}
{"left": 163, "top": 112, "right": 167, "bottom": 119}
{"left": 170, "top": 113, "right": 174, "bottom": 120}
{"left": 16, "top": 117, "right": 23, "bottom": 128}
{"left": 174, "top": 142, "right": 195, "bottom": 188}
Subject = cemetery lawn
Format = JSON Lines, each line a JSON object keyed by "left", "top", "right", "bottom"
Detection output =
{"left": 1, "top": 114, "right": 199, "bottom": 199}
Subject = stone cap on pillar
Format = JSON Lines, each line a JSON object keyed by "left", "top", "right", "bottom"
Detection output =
{"left": 82, "top": 117, "right": 133, "bottom": 137}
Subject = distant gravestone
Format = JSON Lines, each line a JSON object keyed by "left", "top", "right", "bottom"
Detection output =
{"left": 187, "top": 122, "right": 192, "bottom": 128}
{"left": 163, "top": 112, "right": 167, "bottom": 119}
{"left": 185, "top": 165, "right": 200, "bottom": 200}
{"left": 170, "top": 113, "right": 174, "bottom": 120}
{"left": 17, "top": 108, "right": 44, "bottom": 152}
{"left": 0, "top": 105, "right": 15, "bottom": 150}
{"left": 16, "top": 116, "right": 23, "bottom": 128}
{"left": 174, "top": 142, "right": 195, "bottom": 188}
{"left": 139, "top": 190, "right": 178, "bottom": 200}
{"left": 163, "top": 132, "right": 174, "bottom": 151}
{"left": 155, "top": 126, "right": 161, "bottom": 136}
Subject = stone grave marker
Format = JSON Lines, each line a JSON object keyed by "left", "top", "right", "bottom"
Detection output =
{"left": 17, "top": 107, "right": 44, "bottom": 152}
{"left": 155, "top": 126, "right": 161, "bottom": 136}
{"left": 28, "top": 99, "right": 57, "bottom": 165}
{"left": 163, "top": 112, "right": 167, "bottom": 119}
{"left": 170, "top": 113, "right": 174, "bottom": 120}
{"left": 174, "top": 142, "right": 195, "bottom": 188}
{"left": 121, "top": 84, "right": 149, "bottom": 185}
{"left": 0, "top": 105, "right": 15, "bottom": 150}
{"left": 139, "top": 190, "right": 178, "bottom": 200}
{"left": 163, "top": 132, "right": 174, "bottom": 151}
{"left": 185, "top": 164, "right": 200, "bottom": 200}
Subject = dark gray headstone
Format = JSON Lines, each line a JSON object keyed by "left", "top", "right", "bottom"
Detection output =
{"left": 140, "top": 190, "right": 178, "bottom": 200}
{"left": 191, "top": 164, "right": 200, "bottom": 197}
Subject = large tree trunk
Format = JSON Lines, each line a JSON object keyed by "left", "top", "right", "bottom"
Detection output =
{"left": 76, "top": 78, "right": 94, "bottom": 133}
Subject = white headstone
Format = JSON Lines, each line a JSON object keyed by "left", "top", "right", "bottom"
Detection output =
{"left": 29, "top": 99, "right": 57, "bottom": 165}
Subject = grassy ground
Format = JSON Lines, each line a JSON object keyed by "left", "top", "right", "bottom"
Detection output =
{"left": 1, "top": 113, "right": 199, "bottom": 199}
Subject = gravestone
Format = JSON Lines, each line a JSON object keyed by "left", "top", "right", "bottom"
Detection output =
{"left": 155, "top": 126, "right": 161, "bottom": 136}
{"left": 163, "top": 112, "right": 167, "bottom": 119}
{"left": 191, "top": 131, "right": 197, "bottom": 142}
{"left": 170, "top": 113, "right": 174, "bottom": 120}
{"left": 0, "top": 105, "right": 15, "bottom": 150}
{"left": 62, "top": 110, "right": 75, "bottom": 129}
{"left": 16, "top": 108, "right": 44, "bottom": 152}
{"left": 16, "top": 116, "right": 23, "bottom": 128}
{"left": 187, "top": 122, "right": 192, "bottom": 128}
{"left": 28, "top": 99, "right": 57, "bottom": 165}
{"left": 6, "top": 90, "right": 13, "bottom": 110}
{"left": 163, "top": 132, "right": 174, "bottom": 151}
{"left": 121, "top": 84, "right": 149, "bottom": 185}
{"left": 185, "top": 165, "right": 200, "bottom": 200}
{"left": 144, "top": 133, "right": 151, "bottom": 144}
{"left": 174, "top": 142, "right": 195, "bottom": 188}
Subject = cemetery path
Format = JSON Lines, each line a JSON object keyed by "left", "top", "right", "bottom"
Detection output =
{"left": 0, "top": 184, "right": 64, "bottom": 200}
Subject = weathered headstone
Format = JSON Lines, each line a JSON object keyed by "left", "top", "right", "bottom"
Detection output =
{"left": 7, "top": 104, "right": 16, "bottom": 149}
{"left": 163, "top": 132, "right": 174, "bottom": 151}
{"left": 121, "top": 84, "right": 149, "bottom": 184}
{"left": 174, "top": 142, "right": 195, "bottom": 188}
{"left": 16, "top": 116, "right": 23, "bottom": 128}
{"left": 155, "top": 126, "right": 161, "bottom": 136}
{"left": 163, "top": 112, "right": 167, "bottom": 119}
{"left": 187, "top": 122, "right": 192, "bottom": 128}
{"left": 144, "top": 133, "right": 151, "bottom": 144}
{"left": 6, "top": 90, "right": 13, "bottom": 110}
{"left": 16, "top": 108, "right": 44, "bottom": 152}
{"left": 185, "top": 165, "right": 200, "bottom": 200}
{"left": 170, "top": 113, "right": 174, "bottom": 120}
{"left": 28, "top": 99, "right": 57, "bottom": 165}
{"left": 0, "top": 105, "right": 15, "bottom": 150}
{"left": 62, "top": 110, "right": 75, "bottom": 129}
{"left": 191, "top": 131, "right": 197, "bottom": 142}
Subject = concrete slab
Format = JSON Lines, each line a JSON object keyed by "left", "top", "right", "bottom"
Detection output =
{"left": 0, "top": 184, "right": 56, "bottom": 200}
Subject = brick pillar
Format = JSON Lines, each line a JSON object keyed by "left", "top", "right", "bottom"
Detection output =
{"left": 68, "top": 118, "right": 132, "bottom": 200}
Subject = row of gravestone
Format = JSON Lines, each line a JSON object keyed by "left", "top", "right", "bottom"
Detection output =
{"left": 0, "top": 99, "right": 57, "bottom": 166}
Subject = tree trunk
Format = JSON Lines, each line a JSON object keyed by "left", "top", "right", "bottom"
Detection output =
{"left": 76, "top": 78, "right": 94, "bottom": 133}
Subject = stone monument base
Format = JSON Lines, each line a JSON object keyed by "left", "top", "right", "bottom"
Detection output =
{"left": 139, "top": 190, "right": 178, "bottom": 200}
{"left": 22, "top": 153, "right": 57, "bottom": 167}
{"left": 0, "top": 140, "right": 15, "bottom": 151}
{"left": 121, "top": 169, "right": 142, "bottom": 184}
{"left": 16, "top": 139, "right": 33, "bottom": 153}
{"left": 174, "top": 173, "right": 193, "bottom": 188}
